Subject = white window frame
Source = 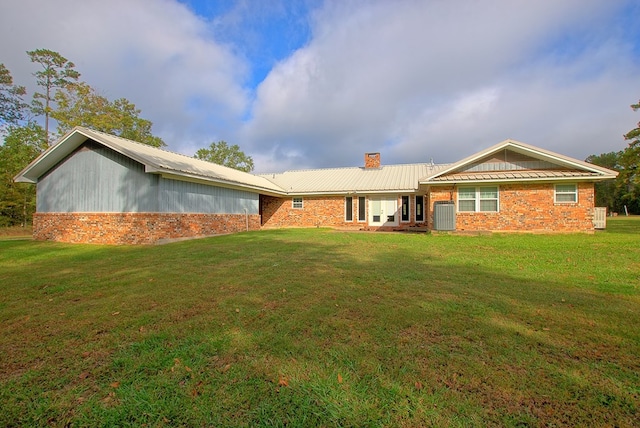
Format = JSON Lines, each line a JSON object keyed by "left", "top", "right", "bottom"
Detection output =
{"left": 457, "top": 186, "right": 499, "bottom": 212}
{"left": 555, "top": 184, "right": 578, "bottom": 203}
{"left": 292, "top": 197, "right": 303, "bottom": 209}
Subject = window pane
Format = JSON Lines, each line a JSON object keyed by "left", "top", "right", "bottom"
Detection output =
{"left": 458, "top": 188, "right": 476, "bottom": 199}
{"left": 345, "top": 197, "right": 353, "bottom": 221}
{"left": 479, "top": 187, "right": 498, "bottom": 198}
{"left": 459, "top": 200, "right": 475, "bottom": 211}
{"left": 556, "top": 184, "right": 576, "bottom": 193}
{"left": 480, "top": 200, "right": 498, "bottom": 212}
{"left": 555, "top": 184, "right": 577, "bottom": 203}
{"left": 358, "top": 197, "right": 366, "bottom": 221}
{"left": 401, "top": 196, "right": 409, "bottom": 221}
{"left": 556, "top": 193, "right": 576, "bottom": 202}
{"left": 415, "top": 196, "right": 424, "bottom": 221}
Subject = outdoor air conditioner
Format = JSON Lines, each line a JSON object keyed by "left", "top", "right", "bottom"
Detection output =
{"left": 433, "top": 201, "right": 456, "bottom": 231}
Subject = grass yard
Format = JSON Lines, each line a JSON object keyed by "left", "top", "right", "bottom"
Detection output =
{"left": 1, "top": 218, "right": 639, "bottom": 427}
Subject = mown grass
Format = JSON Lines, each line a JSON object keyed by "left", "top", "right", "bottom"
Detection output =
{"left": 1, "top": 217, "right": 639, "bottom": 427}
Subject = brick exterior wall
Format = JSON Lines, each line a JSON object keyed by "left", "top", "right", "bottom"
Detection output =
{"left": 261, "top": 194, "right": 427, "bottom": 230}
{"left": 36, "top": 182, "right": 596, "bottom": 244}
{"left": 428, "top": 182, "right": 596, "bottom": 232}
{"left": 261, "top": 195, "right": 356, "bottom": 228}
{"left": 33, "top": 212, "right": 261, "bottom": 245}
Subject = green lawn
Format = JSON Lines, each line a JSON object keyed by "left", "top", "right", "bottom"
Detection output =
{"left": 1, "top": 218, "right": 639, "bottom": 427}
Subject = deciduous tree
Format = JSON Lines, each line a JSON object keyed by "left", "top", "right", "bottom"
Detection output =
{"left": 51, "top": 82, "right": 165, "bottom": 147}
{"left": 586, "top": 151, "right": 623, "bottom": 212}
{"left": 618, "top": 100, "right": 640, "bottom": 214}
{"left": 194, "top": 141, "right": 254, "bottom": 172}
{"left": 0, "top": 123, "right": 47, "bottom": 226}
{"left": 0, "top": 64, "right": 27, "bottom": 126}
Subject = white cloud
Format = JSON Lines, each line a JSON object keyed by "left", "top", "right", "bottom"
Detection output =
{"left": 0, "top": 0, "right": 248, "bottom": 150}
{"left": 243, "top": 0, "right": 640, "bottom": 171}
{"left": 1, "top": 0, "right": 638, "bottom": 173}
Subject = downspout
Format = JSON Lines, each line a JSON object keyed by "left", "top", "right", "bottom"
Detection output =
{"left": 244, "top": 208, "right": 249, "bottom": 232}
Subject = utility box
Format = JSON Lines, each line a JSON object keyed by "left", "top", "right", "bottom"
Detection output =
{"left": 593, "top": 207, "right": 607, "bottom": 229}
{"left": 433, "top": 201, "right": 456, "bottom": 231}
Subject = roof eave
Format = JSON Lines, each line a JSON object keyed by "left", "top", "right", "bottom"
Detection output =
{"left": 287, "top": 189, "right": 419, "bottom": 196}
{"left": 154, "top": 169, "right": 287, "bottom": 196}
{"left": 420, "top": 174, "right": 618, "bottom": 186}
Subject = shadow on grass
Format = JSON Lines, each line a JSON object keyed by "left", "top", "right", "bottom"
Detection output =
{"left": 0, "top": 229, "right": 638, "bottom": 427}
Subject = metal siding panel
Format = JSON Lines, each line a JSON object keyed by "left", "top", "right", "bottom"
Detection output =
{"left": 158, "top": 177, "right": 258, "bottom": 214}
{"left": 37, "top": 143, "right": 158, "bottom": 212}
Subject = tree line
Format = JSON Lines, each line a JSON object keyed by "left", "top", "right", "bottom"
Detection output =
{"left": 1, "top": 49, "right": 253, "bottom": 227}
{"left": 587, "top": 101, "right": 640, "bottom": 215}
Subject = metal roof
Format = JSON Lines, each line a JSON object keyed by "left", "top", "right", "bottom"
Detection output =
{"left": 15, "top": 127, "right": 286, "bottom": 195}
{"left": 260, "top": 163, "right": 451, "bottom": 195}
{"left": 428, "top": 170, "right": 603, "bottom": 183}
{"left": 15, "top": 130, "right": 617, "bottom": 196}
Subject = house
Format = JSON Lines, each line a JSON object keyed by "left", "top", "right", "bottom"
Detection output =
{"left": 15, "top": 127, "right": 617, "bottom": 244}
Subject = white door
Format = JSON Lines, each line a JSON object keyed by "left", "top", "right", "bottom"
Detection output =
{"left": 369, "top": 197, "right": 398, "bottom": 227}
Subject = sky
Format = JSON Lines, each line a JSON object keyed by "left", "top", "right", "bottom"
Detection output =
{"left": 1, "top": 0, "right": 639, "bottom": 173}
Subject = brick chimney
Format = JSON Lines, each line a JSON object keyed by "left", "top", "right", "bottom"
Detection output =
{"left": 365, "top": 152, "right": 381, "bottom": 169}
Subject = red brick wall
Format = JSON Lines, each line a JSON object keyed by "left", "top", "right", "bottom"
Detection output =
{"left": 261, "top": 195, "right": 427, "bottom": 230}
{"left": 428, "top": 182, "right": 596, "bottom": 232}
{"left": 33, "top": 212, "right": 261, "bottom": 245}
{"left": 261, "top": 195, "right": 355, "bottom": 228}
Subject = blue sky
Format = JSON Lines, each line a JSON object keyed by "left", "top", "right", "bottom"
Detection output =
{"left": 1, "top": 0, "right": 639, "bottom": 172}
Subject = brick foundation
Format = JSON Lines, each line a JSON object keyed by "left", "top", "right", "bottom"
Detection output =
{"left": 33, "top": 212, "right": 261, "bottom": 245}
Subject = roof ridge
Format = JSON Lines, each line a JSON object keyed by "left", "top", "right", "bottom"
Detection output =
{"left": 78, "top": 127, "right": 198, "bottom": 162}
{"left": 261, "top": 161, "right": 450, "bottom": 176}
{"left": 78, "top": 126, "right": 253, "bottom": 174}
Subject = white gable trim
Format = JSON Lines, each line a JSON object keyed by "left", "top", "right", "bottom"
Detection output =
{"left": 419, "top": 139, "right": 617, "bottom": 184}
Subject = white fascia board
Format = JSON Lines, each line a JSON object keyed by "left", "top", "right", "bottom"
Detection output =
{"left": 14, "top": 129, "right": 88, "bottom": 183}
{"left": 421, "top": 175, "right": 615, "bottom": 186}
{"left": 422, "top": 140, "right": 618, "bottom": 181}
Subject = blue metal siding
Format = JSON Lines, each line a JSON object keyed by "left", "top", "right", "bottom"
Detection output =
{"left": 158, "top": 178, "right": 258, "bottom": 214}
{"left": 36, "top": 141, "right": 259, "bottom": 214}
{"left": 37, "top": 142, "right": 159, "bottom": 212}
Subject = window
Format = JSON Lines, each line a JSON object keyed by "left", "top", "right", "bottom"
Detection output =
{"left": 415, "top": 195, "right": 424, "bottom": 222}
{"left": 401, "top": 196, "right": 410, "bottom": 222}
{"left": 458, "top": 186, "right": 499, "bottom": 212}
{"left": 345, "top": 197, "right": 353, "bottom": 221}
{"left": 358, "top": 196, "right": 366, "bottom": 221}
{"left": 292, "top": 197, "right": 303, "bottom": 209}
{"left": 555, "top": 184, "right": 577, "bottom": 203}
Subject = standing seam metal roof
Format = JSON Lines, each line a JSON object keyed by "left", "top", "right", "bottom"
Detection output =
{"left": 260, "top": 163, "right": 451, "bottom": 194}
{"left": 15, "top": 127, "right": 287, "bottom": 195}
{"left": 16, "top": 129, "right": 617, "bottom": 195}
